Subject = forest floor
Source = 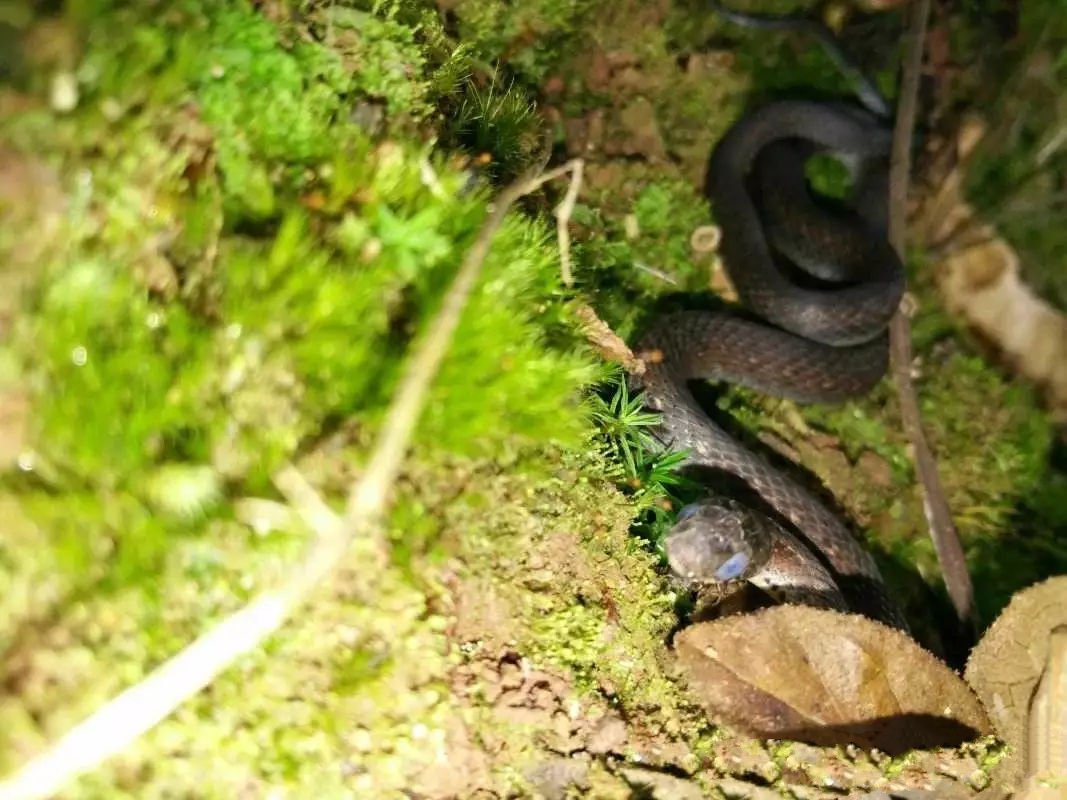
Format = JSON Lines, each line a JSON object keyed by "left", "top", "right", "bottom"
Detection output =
{"left": 0, "top": 0, "right": 1065, "bottom": 797}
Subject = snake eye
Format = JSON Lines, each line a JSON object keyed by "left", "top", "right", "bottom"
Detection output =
{"left": 714, "top": 551, "right": 750, "bottom": 581}
{"left": 676, "top": 503, "right": 701, "bottom": 522}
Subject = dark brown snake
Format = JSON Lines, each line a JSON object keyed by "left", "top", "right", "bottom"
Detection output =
{"left": 630, "top": 68, "right": 909, "bottom": 625}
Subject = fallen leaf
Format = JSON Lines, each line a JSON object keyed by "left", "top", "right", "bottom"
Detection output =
{"left": 965, "top": 576, "right": 1067, "bottom": 791}
{"left": 1018, "top": 626, "right": 1067, "bottom": 799}
{"left": 574, "top": 302, "right": 644, "bottom": 375}
{"left": 675, "top": 605, "right": 990, "bottom": 753}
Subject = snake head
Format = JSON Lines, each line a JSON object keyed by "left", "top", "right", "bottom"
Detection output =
{"left": 665, "top": 499, "right": 772, "bottom": 588}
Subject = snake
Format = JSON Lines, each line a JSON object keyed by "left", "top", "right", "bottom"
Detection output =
{"left": 629, "top": 2, "right": 909, "bottom": 628}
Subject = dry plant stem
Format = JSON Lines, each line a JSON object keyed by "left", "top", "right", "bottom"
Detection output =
{"left": 553, "top": 159, "right": 584, "bottom": 287}
{"left": 573, "top": 302, "right": 644, "bottom": 374}
{"left": 887, "top": 0, "right": 975, "bottom": 628}
{"left": 542, "top": 161, "right": 644, "bottom": 373}
{"left": 0, "top": 146, "right": 558, "bottom": 800}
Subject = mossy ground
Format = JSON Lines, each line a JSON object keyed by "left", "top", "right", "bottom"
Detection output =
{"left": 0, "top": 0, "right": 1063, "bottom": 797}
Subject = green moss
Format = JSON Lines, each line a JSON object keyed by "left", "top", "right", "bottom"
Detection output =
{"left": 1, "top": 3, "right": 615, "bottom": 790}
{"left": 449, "top": 80, "right": 543, "bottom": 178}
{"left": 804, "top": 397, "right": 910, "bottom": 478}
{"left": 445, "top": 0, "right": 596, "bottom": 84}
{"left": 27, "top": 259, "right": 211, "bottom": 485}
{"left": 805, "top": 152, "right": 853, "bottom": 199}
{"left": 312, "top": 5, "right": 430, "bottom": 115}
{"left": 60, "top": 1, "right": 446, "bottom": 224}
{"left": 527, "top": 604, "right": 607, "bottom": 687}
{"left": 577, "top": 177, "right": 717, "bottom": 335}
{"left": 7, "top": 0, "right": 598, "bottom": 496}
{"left": 141, "top": 463, "right": 223, "bottom": 521}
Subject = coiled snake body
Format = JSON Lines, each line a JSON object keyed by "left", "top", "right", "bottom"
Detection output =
{"left": 631, "top": 92, "right": 908, "bottom": 625}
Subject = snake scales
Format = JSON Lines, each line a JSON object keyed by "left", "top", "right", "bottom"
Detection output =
{"left": 630, "top": 6, "right": 909, "bottom": 628}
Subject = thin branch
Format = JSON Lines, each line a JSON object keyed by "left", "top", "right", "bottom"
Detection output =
{"left": 887, "top": 0, "right": 975, "bottom": 629}
{"left": 546, "top": 163, "right": 644, "bottom": 375}
{"left": 0, "top": 143, "right": 559, "bottom": 800}
{"left": 553, "top": 159, "right": 584, "bottom": 287}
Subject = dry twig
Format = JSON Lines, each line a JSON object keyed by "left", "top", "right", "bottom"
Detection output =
{"left": 553, "top": 158, "right": 584, "bottom": 287}
{"left": 541, "top": 160, "right": 644, "bottom": 373}
{"left": 887, "top": 0, "right": 975, "bottom": 629}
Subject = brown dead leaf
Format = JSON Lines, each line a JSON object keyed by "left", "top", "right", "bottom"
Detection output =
{"left": 1020, "top": 626, "right": 1067, "bottom": 798}
{"left": 965, "top": 576, "right": 1067, "bottom": 790}
{"left": 573, "top": 302, "right": 643, "bottom": 375}
{"left": 675, "top": 605, "right": 989, "bottom": 753}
